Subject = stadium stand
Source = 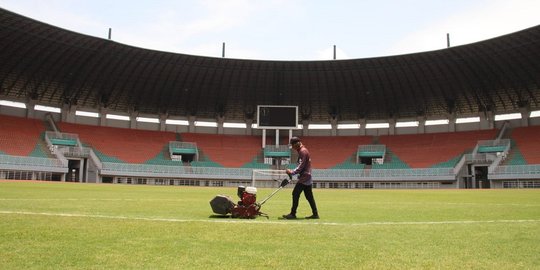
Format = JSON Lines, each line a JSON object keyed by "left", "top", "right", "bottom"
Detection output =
{"left": 510, "top": 126, "right": 540, "bottom": 164}
{"left": 0, "top": 7, "right": 539, "bottom": 188}
{"left": 0, "top": 115, "right": 47, "bottom": 157}
{"left": 378, "top": 130, "right": 498, "bottom": 168}
{"left": 58, "top": 122, "right": 176, "bottom": 164}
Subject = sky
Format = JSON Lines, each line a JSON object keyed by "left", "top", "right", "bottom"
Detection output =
{"left": 1, "top": 0, "right": 539, "bottom": 61}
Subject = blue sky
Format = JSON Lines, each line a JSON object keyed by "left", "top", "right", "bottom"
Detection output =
{"left": 1, "top": 0, "right": 539, "bottom": 60}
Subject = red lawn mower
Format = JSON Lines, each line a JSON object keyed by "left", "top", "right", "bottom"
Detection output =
{"left": 209, "top": 176, "right": 291, "bottom": 219}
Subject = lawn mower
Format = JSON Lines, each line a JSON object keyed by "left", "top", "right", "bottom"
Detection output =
{"left": 209, "top": 175, "right": 291, "bottom": 219}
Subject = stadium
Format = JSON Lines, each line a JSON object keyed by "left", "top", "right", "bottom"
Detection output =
{"left": 1, "top": 5, "right": 539, "bottom": 269}
{"left": 1, "top": 7, "right": 539, "bottom": 189}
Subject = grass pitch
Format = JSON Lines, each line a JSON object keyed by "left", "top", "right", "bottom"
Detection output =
{"left": 1, "top": 181, "right": 539, "bottom": 269}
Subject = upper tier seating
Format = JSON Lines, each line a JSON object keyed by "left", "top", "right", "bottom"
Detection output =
{"left": 511, "top": 126, "right": 540, "bottom": 164}
{"left": 58, "top": 122, "right": 176, "bottom": 163}
{"left": 0, "top": 115, "right": 45, "bottom": 156}
{"left": 379, "top": 130, "right": 498, "bottom": 168}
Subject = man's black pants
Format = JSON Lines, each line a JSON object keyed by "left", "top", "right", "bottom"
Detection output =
{"left": 290, "top": 182, "right": 318, "bottom": 216}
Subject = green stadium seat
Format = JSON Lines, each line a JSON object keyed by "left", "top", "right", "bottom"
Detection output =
{"left": 477, "top": 145, "right": 506, "bottom": 153}
{"left": 50, "top": 138, "right": 78, "bottom": 146}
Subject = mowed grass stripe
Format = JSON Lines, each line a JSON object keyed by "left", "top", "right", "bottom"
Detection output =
{"left": 1, "top": 210, "right": 540, "bottom": 227}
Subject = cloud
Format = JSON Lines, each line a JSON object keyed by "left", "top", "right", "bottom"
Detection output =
{"left": 5, "top": 0, "right": 538, "bottom": 60}
{"left": 386, "top": 0, "right": 540, "bottom": 56}
{"left": 111, "top": 0, "right": 290, "bottom": 56}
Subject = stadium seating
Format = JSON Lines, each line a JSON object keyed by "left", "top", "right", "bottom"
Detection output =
{"left": 58, "top": 122, "right": 176, "bottom": 163}
{"left": 180, "top": 133, "right": 262, "bottom": 168}
{"left": 294, "top": 136, "right": 373, "bottom": 169}
{"left": 378, "top": 130, "right": 498, "bottom": 168}
{"left": 332, "top": 156, "right": 366, "bottom": 169}
{"left": 510, "top": 126, "right": 540, "bottom": 164}
{"left": 371, "top": 149, "right": 410, "bottom": 169}
{"left": 0, "top": 115, "right": 47, "bottom": 156}
{"left": 4, "top": 115, "right": 531, "bottom": 172}
{"left": 502, "top": 140, "right": 527, "bottom": 165}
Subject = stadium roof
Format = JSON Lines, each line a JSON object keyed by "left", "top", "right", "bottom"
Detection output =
{"left": 1, "top": 7, "right": 539, "bottom": 121}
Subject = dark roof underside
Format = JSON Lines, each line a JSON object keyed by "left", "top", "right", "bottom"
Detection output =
{"left": 1, "top": 8, "right": 539, "bottom": 121}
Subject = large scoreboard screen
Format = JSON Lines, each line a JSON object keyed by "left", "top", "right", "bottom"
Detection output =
{"left": 257, "top": 105, "right": 298, "bottom": 129}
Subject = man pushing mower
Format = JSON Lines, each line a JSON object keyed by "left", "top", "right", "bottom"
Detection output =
{"left": 283, "top": 136, "right": 319, "bottom": 219}
{"left": 209, "top": 136, "right": 319, "bottom": 220}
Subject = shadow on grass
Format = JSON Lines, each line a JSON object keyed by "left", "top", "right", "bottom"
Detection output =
{"left": 277, "top": 217, "right": 306, "bottom": 220}
{"left": 208, "top": 214, "right": 231, "bottom": 219}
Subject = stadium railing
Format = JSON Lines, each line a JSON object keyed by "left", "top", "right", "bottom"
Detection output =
{"left": 98, "top": 161, "right": 455, "bottom": 181}
{"left": 0, "top": 154, "right": 68, "bottom": 173}
{"left": 313, "top": 167, "right": 455, "bottom": 181}
{"left": 1, "top": 155, "right": 537, "bottom": 182}
{"left": 489, "top": 164, "right": 540, "bottom": 179}
{"left": 100, "top": 162, "right": 253, "bottom": 179}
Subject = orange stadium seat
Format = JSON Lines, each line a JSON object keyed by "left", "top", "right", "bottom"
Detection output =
{"left": 295, "top": 136, "right": 373, "bottom": 169}
{"left": 511, "top": 126, "right": 540, "bottom": 164}
{"left": 0, "top": 115, "right": 45, "bottom": 156}
{"left": 379, "top": 130, "right": 498, "bottom": 168}
{"left": 180, "top": 133, "right": 263, "bottom": 168}
{"left": 58, "top": 122, "right": 176, "bottom": 164}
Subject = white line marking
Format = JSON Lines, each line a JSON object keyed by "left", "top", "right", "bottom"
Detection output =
{"left": 1, "top": 199, "right": 539, "bottom": 207}
{"left": 1, "top": 210, "right": 539, "bottom": 226}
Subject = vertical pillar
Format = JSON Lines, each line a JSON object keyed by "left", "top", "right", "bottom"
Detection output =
{"left": 359, "top": 119, "right": 366, "bottom": 136}
{"left": 262, "top": 129, "right": 266, "bottom": 148}
{"left": 388, "top": 118, "right": 396, "bottom": 135}
{"left": 61, "top": 103, "right": 70, "bottom": 122}
{"left": 62, "top": 104, "right": 76, "bottom": 123}
{"left": 26, "top": 99, "right": 36, "bottom": 119}
{"left": 519, "top": 107, "right": 530, "bottom": 127}
{"left": 447, "top": 113, "right": 456, "bottom": 132}
{"left": 217, "top": 116, "right": 224, "bottom": 134}
{"left": 417, "top": 116, "right": 426, "bottom": 134}
{"left": 245, "top": 118, "right": 253, "bottom": 135}
{"left": 129, "top": 111, "right": 137, "bottom": 129}
{"left": 330, "top": 117, "right": 337, "bottom": 136}
{"left": 99, "top": 107, "right": 108, "bottom": 126}
{"left": 188, "top": 116, "right": 196, "bottom": 133}
{"left": 159, "top": 113, "right": 167, "bottom": 131}
{"left": 480, "top": 111, "right": 494, "bottom": 130}
{"left": 302, "top": 119, "right": 309, "bottom": 136}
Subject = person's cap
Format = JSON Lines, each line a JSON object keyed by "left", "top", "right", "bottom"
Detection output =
{"left": 289, "top": 136, "right": 301, "bottom": 145}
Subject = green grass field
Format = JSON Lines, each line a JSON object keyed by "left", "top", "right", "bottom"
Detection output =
{"left": 1, "top": 181, "right": 539, "bottom": 269}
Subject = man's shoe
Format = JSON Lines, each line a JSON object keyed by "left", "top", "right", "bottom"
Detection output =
{"left": 305, "top": 214, "right": 320, "bottom": 219}
{"left": 282, "top": 213, "right": 297, "bottom": 219}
